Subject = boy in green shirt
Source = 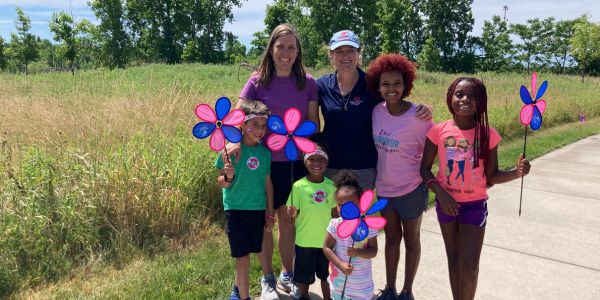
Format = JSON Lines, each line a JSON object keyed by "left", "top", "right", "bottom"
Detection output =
{"left": 287, "top": 133, "right": 336, "bottom": 300}
{"left": 215, "top": 101, "right": 274, "bottom": 300}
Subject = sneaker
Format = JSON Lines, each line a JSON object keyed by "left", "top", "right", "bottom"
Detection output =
{"left": 288, "top": 281, "right": 301, "bottom": 300}
{"left": 398, "top": 290, "right": 415, "bottom": 300}
{"left": 277, "top": 271, "right": 294, "bottom": 293}
{"left": 261, "top": 274, "right": 278, "bottom": 300}
{"left": 376, "top": 287, "right": 397, "bottom": 300}
{"left": 229, "top": 285, "right": 241, "bottom": 300}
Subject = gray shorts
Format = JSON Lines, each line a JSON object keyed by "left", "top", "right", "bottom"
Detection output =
{"left": 380, "top": 183, "right": 428, "bottom": 220}
{"left": 324, "top": 167, "right": 376, "bottom": 191}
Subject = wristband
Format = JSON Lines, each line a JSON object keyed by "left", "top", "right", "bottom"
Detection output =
{"left": 426, "top": 179, "right": 438, "bottom": 188}
{"left": 266, "top": 215, "right": 276, "bottom": 221}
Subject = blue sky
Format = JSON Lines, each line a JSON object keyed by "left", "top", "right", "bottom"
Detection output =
{"left": 1, "top": 0, "right": 598, "bottom": 47}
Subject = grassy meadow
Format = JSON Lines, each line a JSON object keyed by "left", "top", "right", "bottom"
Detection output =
{"left": 1, "top": 64, "right": 599, "bottom": 297}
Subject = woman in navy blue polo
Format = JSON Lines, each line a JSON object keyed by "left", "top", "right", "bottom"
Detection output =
{"left": 317, "top": 30, "right": 431, "bottom": 190}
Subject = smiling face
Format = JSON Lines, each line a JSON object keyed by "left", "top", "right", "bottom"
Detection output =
{"left": 304, "top": 150, "right": 328, "bottom": 178}
{"left": 331, "top": 45, "right": 359, "bottom": 72}
{"left": 271, "top": 34, "right": 298, "bottom": 75}
{"left": 451, "top": 80, "right": 478, "bottom": 117}
{"left": 242, "top": 117, "right": 267, "bottom": 145}
{"left": 379, "top": 71, "right": 405, "bottom": 105}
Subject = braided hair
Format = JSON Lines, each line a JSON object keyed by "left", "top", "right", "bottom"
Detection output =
{"left": 446, "top": 77, "right": 490, "bottom": 173}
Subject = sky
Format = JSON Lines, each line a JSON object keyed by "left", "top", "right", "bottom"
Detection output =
{"left": 1, "top": 0, "right": 599, "bottom": 47}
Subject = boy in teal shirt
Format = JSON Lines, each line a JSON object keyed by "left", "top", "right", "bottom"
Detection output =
{"left": 287, "top": 133, "right": 336, "bottom": 300}
{"left": 215, "top": 101, "right": 274, "bottom": 300}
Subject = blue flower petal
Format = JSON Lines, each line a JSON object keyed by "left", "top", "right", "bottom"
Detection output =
{"left": 284, "top": 139, "right": 298, "bottom": 161}
{"left": 535, "top": 80, "right": 548, "bottom": 100}
{"left": 294, "top": 121, "right": 317, "bottom": 137}
{"left": 520, "top": 86, "right": 533, "bottom": 105}
{"left": 530, "top": 105, "right": 543, "bottom": 130}
{"left": 222, "top": 125, "right": 243, "bottom": 143}
{"left": 366, "top": 198, "right": 388, "bottom": 215}
{"left": 268, "top": 115, "right": 288, "bottom": 134}
{"left": 351, "top": 220, "right": 369, "bottom": 241}
{"left": 215, "top": 97, "right": 231, "bottom": 120}
{"left": 341, "top": 202, "right": 360, "bottom": 220}
{"left": 192, "top": 122, "right": 216, "bottom": 139}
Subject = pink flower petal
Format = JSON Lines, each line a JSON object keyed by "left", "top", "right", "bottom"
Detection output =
{"left": 284, "top": 108, "right": 301, "bottom": 132}
{"left": 195, "top": 104, "right": 217, "bottom": 123}
{"left": 520, "top": 105, "right": 533, "bottom": 126}
{"left": 222, "top": 109, "right": 245, "bottom": 126}
{"left": 359, "top": 190, "right": 375, "bottom": 213}
{"left": 364, "top": 216, "right": 387, "bottom": 230}
{"left": 337, "top": 219, "right": 360, "bottom": 239}
{"left": 531, "top": 72, "right": 537, "bottom": 98}
{"left": 293, "top": 137, "right": 316, "bottom": 153}
{"left": 266, "top": 134, "right": 288, "bottom": 151}
{"left": 209, "top": 128, "right": 225, "bottom": 151}
{"left": 536, "top": 100, "right": 546, "bottom": 115}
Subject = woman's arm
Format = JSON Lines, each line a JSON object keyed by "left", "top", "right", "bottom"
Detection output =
{"left": 308, "top": 100, "right": 321, "bottom": 131}
{"left": 486, "top": 148, "right": 531, "bottom": 185}
{"left": 420, "top": 138, "right": 458, "bottom": 216}
{"left": 265, "top": 175, "right": 275, "bottom": 231}
{"left": 415, "top": 103, "right": 433, "bottom": 121}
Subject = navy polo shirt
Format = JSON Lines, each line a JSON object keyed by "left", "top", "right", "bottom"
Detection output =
{"left": 317, "top": 69, "right": 378, "bottom": 170}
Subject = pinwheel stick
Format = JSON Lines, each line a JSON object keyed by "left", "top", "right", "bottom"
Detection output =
{"left": 340, "top": 240, "right": 355, "bottom": 299}
{"left": 519, "top": 126, "right": 528, "bottom": 216}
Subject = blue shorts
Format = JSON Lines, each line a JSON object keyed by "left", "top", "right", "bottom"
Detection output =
{"left": 435, "top": 199, "right": 488, "bottom": 227}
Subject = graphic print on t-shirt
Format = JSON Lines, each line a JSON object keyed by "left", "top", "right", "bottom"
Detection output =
{"left": 373, "top": 129, "right": 400, "bottom": 154}
{"left": 247, "top": 156, "right": 260, "bottom": 170}
{"left": 312, "top": 190, "right": 327, "bottom": 203}
{"left": 443, "top": 136, "right": 480, "bottom": 192}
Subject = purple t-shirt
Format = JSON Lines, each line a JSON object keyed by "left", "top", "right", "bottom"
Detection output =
{"left": 240, "top": 74, "right": 319, "bottom": 162}
{"left": 372, "top": 101, "right": 434, "bottom": 197}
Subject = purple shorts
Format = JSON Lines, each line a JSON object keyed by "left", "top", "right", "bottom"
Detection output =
{"left": 435, "top": 199, "right": 488, "bottom": 227}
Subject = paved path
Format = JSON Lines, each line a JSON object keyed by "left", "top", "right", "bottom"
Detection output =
{"left": 273, "top": 134, "right": 600, "bottom": 299}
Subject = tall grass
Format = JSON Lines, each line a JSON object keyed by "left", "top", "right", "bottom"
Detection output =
{"left": 1, "top": 64, "right": 599, "bottom": 296}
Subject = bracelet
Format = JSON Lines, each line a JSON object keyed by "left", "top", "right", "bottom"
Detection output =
{"left": 426, "top": 179, "right": 438, "bottom": 188}
{"left": 224, "top": 174, "right": 234, "bottom": 183}
{"left": 266, "top": 215, "right": 276, "bottom": 221}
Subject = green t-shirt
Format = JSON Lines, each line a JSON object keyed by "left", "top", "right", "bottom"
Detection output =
{"left": 215, "top": 143, "right": 271, "bottom": 211}
{"left": 286, "top": 177, "right": 336, "bottom": 248}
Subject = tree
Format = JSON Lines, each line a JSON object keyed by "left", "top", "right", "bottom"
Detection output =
{"left": 76, "top": 19, "right": 103, "bottom": 69}
{"left": 223, "top": 32, "right": 246, "bottom": 64}
{"left": 510, "top": 18, "right": 554, "bottom": 72}
{"left": 50, "top": 11, "right": 78, "bottom": 75}
{"left": 417, "top": 35, "right": 441, "bottom": 71}
{"left": 0, "top": 37, "right": 6, "bottom": 70}
{"left": 422, "top": 0, "right": 474, "bottom": 72}
{"left": 91, "top": 0, "right": 131, "bottom": 69}
{"left": 10, "top": 7, "right": 39, "bottom": 74}
{"left": 547, "top": 18, "right": 579, "bottom": 73}
{"left": 570, "top": 17, "right": 600, "bottom": 81}
{"left": 377, "top": 0, "right": 424, "bottom": 60}
{"left": 478, "top": 15, "right": 513, "bottom": 71}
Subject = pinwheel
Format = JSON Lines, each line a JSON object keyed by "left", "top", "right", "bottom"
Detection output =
{"left": 266, "top": 108, "right": 317, "bottom": 206}
{"left": 517, "top": 72, "right": 548, "bottom": 216}
{"left": 192, "top": 97, "right": 245, "bottom": 159}
{"left": 337, "top": 190, "right": 387, "bottom": 299}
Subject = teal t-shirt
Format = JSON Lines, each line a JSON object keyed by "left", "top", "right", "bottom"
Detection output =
{"left": 286, "top": 177, "right": 336, "bottom": 248}
{"left": 215, "top": 143, "right": 271, "bottom": 211}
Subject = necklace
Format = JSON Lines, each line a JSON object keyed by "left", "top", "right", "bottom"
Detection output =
{"left": 337, "top": 72, "right": 358, "bottom": 112}
{"left": 340, "top": 91, "right": 351, "bottom": 111}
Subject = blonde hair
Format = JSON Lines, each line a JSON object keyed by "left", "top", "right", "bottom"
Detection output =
{"left": 256, "top": 23, "right": 306, "bottom": 90}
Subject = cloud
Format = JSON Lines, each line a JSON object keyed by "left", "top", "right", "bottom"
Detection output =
{"left": 0, "top": 0, "right": 89, "bottom": 9}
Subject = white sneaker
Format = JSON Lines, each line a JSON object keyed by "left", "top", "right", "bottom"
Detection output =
{"left": 276, "top": 272, "right": 293, "bottom": 293}
{"left": 288, "top": 281, "right": 301, "bottom": 300}
{"left": 260, "top": 274, "right": 278, "bottom": 300}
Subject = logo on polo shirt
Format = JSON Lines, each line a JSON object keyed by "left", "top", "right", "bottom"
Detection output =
{"left": 312, "top": 190, "right": 327, "bottom": 203}
{"left": 247, "top": 157, "right": 259, "bottom": 170}
{"left": 350, "top": 96, "right": 362, "bottom": 106}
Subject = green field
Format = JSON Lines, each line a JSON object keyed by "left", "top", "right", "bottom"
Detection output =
{"left": 1, "top": 64, "right": 599, "bottom": 297}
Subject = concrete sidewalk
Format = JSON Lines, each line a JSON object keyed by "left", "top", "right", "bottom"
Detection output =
{"left": 297, "top": 134, "right": 600, "bottom": 299}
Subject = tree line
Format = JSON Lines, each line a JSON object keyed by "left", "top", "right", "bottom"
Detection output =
{"left": 0, "top": 0, "right": 599, "bottom": 80}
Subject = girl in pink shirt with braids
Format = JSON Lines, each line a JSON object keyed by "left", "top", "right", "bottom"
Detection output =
{"left": 420, "top": 77, "right": 531, "bottom": 300}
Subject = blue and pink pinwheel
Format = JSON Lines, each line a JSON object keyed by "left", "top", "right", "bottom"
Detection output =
{"left": 266, "top": 108, "right": 317, "bottom": 160}
{"left": 192, "top": 97, "right": 245, "bottom": 152}
{"left": 519, "top": 72, "right": 548, "bottom": 131}
{"left": 337, "top": 190, "right": 387, "bottom": 241}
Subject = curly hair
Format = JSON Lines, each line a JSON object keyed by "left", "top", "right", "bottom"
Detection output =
{"left": 446, "top": 77, "right": 490, "bottom": 172}
{"left": 332, "top": 169, "right": 363, "bottom": 197}
{"left": 365, "top": 54, "right": 417, "bottom": 103}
